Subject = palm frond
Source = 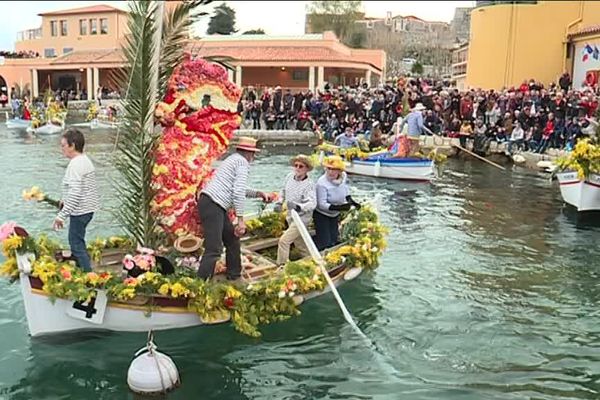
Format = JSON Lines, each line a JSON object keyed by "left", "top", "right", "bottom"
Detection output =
{"left": 159, "top": 0, "right": 211, "bottom": 96}
{"left": 113, "top": 0, "right": 162, "bottom": 247}
{"left": 112, "top": 0, "right": 208, "bottom": 247}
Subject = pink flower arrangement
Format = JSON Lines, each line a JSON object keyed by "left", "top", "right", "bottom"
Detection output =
{"left": 151, "top": 56, "right": 242, "bottom": 237}
{"left": 122, "top": 255, "right": 135, "bottom": 270}
{"left": 0, "top": 221, "right": 17, "bottom": 242}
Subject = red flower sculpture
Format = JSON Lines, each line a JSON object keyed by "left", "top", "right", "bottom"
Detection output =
{"left": 151, "top": 54, "right": 241, "bottom": 237}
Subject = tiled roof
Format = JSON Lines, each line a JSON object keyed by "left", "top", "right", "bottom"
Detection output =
{"left": 568, "top": 24, "right": 600, "bottom": 39}
{"left": 50, "top": 49, "right": 124, "bottom": 65}
{"left": 191, "top": 45, "right": 383, "bottom": 71}
{"left": 39, "top": 5, "right": 126, "bottom": 16}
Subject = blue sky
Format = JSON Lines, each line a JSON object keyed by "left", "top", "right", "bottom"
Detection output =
{"left": 0, "top": 1, "right": 473, "bottom": 50}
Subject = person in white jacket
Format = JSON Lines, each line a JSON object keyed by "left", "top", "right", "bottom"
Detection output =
{"left": 274, "top": 155, "right": 316, "bottom": 265}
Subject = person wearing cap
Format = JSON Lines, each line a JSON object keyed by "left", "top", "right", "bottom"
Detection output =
{"left": 197, "top": 137, "right": 273, "bottom": 281}
{"left": 399, "top": 102, "right": 432, "bottom": 155}
{"left": 314, "top": 155, "right": 360, "bottom": 251}
{"left": 273, "top": 155, "right": 316, "bottom": 265}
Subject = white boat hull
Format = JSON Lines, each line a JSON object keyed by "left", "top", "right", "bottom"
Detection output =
{"left": 72, "top": 119, "right": 119, "bottom": 130}
{"left": 557, "top": 172, "right": 600, "bottom": 211}
{"left": 6, "top": 119, "right": 32, "bottom": 131}
{"left": 19, "top": 263, "right": 357, "bottom": 337}
{"left": 345, "top": 158, "right": 435, "bottom": 181}
{"left": 30, "top": 123, "right": 64, "bottom": 135}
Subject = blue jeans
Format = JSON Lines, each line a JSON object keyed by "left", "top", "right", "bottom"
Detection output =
{"left": 313, "top": 211, "right": 339, "bottom": 251}
{"left": 69, "top": 213, "right": 94, "bottom": 272}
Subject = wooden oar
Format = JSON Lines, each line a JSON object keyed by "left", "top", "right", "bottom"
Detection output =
{"left": 290, "top": 209, "right": 368, "bottom": 340}
{"left": 452, "top": 143, "right": 506, "bottom": 171}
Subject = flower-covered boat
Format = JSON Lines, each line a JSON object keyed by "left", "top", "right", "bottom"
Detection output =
{"left": 1, "top": 205, "right": 386, "bottom": 338}
{"left": 0, "top": 1, "right": 387, "bottom": 339}
{"left": 317, "top": 143, "right": 442, "bottom": 181}
{"left": 555, "top": 139, "right": 600, "bottom": 211}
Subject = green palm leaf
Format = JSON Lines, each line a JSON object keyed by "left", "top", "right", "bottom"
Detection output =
{"left": 113, "top": 0, "right": 207, "bottom": 247}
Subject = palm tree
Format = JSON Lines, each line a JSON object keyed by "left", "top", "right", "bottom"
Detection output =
{"left": 113, "top": 0, "right": 209, "bottom": 248}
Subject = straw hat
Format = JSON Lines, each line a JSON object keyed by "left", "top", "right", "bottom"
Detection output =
{"left": 290, "top": 154, "right": 313, "bottom": 171}
{"left": 322, "top": 155, "right": 346, "bottom": 171}
{"left": 174, "top": 235, "right": 203, "bottom": 253}
{"left": 236, "top": 136, "right": 261, "bottom": 152}
{"left": 412, "top": 103, "right": 426, "bottom": 111}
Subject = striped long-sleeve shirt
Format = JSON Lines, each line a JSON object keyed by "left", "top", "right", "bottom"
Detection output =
{"left": 277, "top": 172, "right": 316, "bottom": 224}
{"left": 57, "top": 154, "right": 100, "bottom": 221}
{"left": 202, "top": 152, "right": 259, "bottom": 215}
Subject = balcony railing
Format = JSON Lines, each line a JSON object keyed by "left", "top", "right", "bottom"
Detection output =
{"left": 17, "top": 28, "right": 42, "bottom": 42}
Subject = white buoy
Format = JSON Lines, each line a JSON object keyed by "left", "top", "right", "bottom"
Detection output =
{"left": 127, "top": 332, "right": 179, "bottom": 395}
{"left": 374, "top": 160, "right": 381, "bottom": 177}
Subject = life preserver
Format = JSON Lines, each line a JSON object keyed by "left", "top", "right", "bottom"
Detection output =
{"left": 585, "top": 70, "right": 598, "bottom": 87}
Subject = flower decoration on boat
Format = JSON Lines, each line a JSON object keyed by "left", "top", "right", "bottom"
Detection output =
{"left": 1, "top": 206, "right": 387, "bottom": 337}
{"left": 151, "top": 53, "right": 242, "bottom": 237}
{"left": 556, "top": 138, "right": 600, "bottom": 179}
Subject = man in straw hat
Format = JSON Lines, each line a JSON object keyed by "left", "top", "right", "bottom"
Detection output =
{"left": 398, "top": 102, "right": 432, "bottom": 156}
{"left": 197, "top": 137, "right": 273, "bottom": 281}
{"left": 273, "top": 154, "right": 316, "bottom": 265}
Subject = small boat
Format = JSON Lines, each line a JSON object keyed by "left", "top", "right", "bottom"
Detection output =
{"left": 557, "top": 171, "right": 600, "bottom": 211}
{"left": 5, "top": 118, "right": 32, "bottom": 131}
{"left": 318, "top": 145, "right": 437, "bottom": 181}
{"left": 71, "top": 118, "right": 120, "bottom": 130}
{"left": 345, "top": 155, "right": 435, "bottom": 181}
{"left": 5, "top": 203, "right": 385, "bottom": 338}
{"left": 28, "top": 122, "right": 65, "bottom": 135}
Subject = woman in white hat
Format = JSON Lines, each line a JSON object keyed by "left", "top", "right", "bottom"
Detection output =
{"left": 273, "top": 155, "right": 316, "bottom": 265}
{"left": 197, "top": 137, "right": 273, "bottom": 281}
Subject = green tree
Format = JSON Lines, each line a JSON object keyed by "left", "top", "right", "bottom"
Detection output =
{"left": 242, "top": 28, "right": 265, "bottom": 35}
{"left": 207, "top": 3, "right": 237, "bottom": 35}
{"left": 411, "top": 61, "right": 424, "bottom": 75}
{"left": 307, "top": 1, "right": 364, "bottom": 47}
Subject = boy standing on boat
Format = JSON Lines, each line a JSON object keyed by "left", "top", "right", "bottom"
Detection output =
{"left": 274, "top": 155, "right": 316, "bottom": 265}
{"left": 53, "top": 128, "right": 100, "bottom": 272}
{"left": 197, "top": 137, "right": 273, "bottom": 281}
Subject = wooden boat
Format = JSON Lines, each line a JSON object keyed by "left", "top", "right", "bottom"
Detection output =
{"left": 345, "top": 156, "right": 435, "bottom": 181}
{"left": 5, "top": 118, "right": 32, "bottom": 131}
{"left": 71, "top": 118, "right": 120, "bottom": 130}
{"left": 557, "top": 171, "right": 600, "bottom": 211}
{"left": 8, "top": 204, "right": 384, "bottom": 338}
{"left": 318, "top": 146, "right": 436, "bottom": 181}
{"left": 28, "top": 122, "right": 65, "bottom": 135}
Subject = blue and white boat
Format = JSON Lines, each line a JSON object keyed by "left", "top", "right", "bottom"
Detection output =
{"left": 345, "top": 155, "right": 435, "bottom": 181}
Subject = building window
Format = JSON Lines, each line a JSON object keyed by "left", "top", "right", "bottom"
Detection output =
{"left": 292, "top": 70, "right": 309, "bottom": 81}
{"left": 63, "top": 47, "right": 73, "bottom": 54}
{"left": 60, "top": 20, "right": 67, "bottom": 36}
{"left": 50, "top": 20, "right": 58, "bottom": 37}
{"left": 90, "top": 19, "right": 97, "bottom": 35}
{"left": 79, "top": 19, "right": 87, "bottom": 35}
{"left": 44, "top": 48, "right": 56, "bottom": 58}
{"left": 100, "top": 18, "right": 108, "bottom": 34}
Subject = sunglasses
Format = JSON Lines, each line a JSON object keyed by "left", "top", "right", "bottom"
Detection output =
{"left": 293, "top": 163, "right": 306, "bottom": 169}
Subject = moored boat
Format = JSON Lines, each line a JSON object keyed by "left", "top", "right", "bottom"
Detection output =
{"left": 557, "top": 171, "right": 600, "bottom": 211}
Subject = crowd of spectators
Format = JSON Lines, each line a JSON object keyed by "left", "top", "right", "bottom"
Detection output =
{"left": 237, "top": 73, "right": 599, "bottom": 155}
{"left": 0, "top": 50, "right": 39, "bottom": 59}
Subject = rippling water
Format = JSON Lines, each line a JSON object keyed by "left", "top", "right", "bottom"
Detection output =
{"left": 0, "top": 128, "right": 599, "bottom": 399}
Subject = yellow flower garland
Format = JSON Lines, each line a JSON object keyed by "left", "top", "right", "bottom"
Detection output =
{"left": 0, "top": 207, "right": 387, "bottom": 337}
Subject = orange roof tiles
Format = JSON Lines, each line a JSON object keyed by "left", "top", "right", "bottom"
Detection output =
{"left": 50, "top": 49, "right": 124, "bottom": 65}
{"left": 192, "top": 45, "right": 383, "bottom": 71}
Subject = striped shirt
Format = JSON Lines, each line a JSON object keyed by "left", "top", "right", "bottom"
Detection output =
{"left": 57, "top": 154, "right": 100, "bottom": 220}
{"left": 278, "top": 172, "right": 316, "bottom": 224}
{"left": 202, "top": 152, "right": 259, "bottom": 215}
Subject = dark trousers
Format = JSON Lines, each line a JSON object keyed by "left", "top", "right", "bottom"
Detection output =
{"left": 69, "top": 213, "right": 94, "bottom": 272}
{"left": 313, "top": 211, "right": 339, "bottom": 251}
{"left": 197, "top": 194, "right": 241, "bottom": 280}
